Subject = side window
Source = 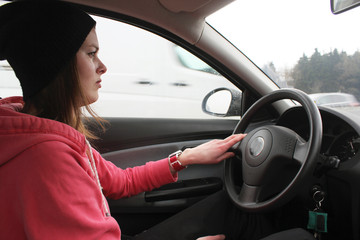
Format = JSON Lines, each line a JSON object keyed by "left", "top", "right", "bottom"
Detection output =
{"left": 173, "top": 46, "right": 220, "bottom": 75}
{"left": 93, "top": 16, "right": 238, "bottom": 119}
{"left": 0, "top": 61, "right": 22, "bottom": 97}
{"left": 0, "top": 15, "right": 239, "bottom": 119}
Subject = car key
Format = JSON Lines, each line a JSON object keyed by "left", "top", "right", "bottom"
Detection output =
{"left": 307, "top": 190, "right": 328, "bottom": 239}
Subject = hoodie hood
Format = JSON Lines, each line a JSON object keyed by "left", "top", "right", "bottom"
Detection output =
{"left": 0, "top": 96, "right": 86, "bottom": 166}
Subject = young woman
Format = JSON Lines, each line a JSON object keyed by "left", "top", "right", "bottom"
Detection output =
{"left": 0, "top": 1, "right": 244, "bottom": 239}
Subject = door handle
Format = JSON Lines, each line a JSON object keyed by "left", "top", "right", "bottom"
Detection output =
{"left": 144, "top": 177, "right": 222, "bottom": 202}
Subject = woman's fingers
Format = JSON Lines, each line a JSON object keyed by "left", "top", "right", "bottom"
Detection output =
{"left": 179, "top": 134, "right": 246, "bottom": 166}
{"left": 196, "top": 234, "right": 226, "bottom": 240}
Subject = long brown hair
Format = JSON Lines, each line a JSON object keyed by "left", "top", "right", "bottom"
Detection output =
{"left": 22, "top": 57, "right": 106, "bottom": 139}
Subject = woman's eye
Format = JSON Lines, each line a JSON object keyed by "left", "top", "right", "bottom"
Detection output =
{"left": 88, "top": 51, "right": 96, "bottom": 57}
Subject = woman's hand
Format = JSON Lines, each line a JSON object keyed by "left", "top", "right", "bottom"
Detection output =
{"left": 197, "top": 234, "right": 226, "bottom": 240}
{"left": 179, "top": 134, "right": 245, "bottom": 166}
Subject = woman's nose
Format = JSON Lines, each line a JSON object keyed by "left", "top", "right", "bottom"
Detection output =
{"left": 97, "top": 59, "right": 107, "bottom": 75}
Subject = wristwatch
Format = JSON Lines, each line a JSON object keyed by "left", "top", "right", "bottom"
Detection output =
{"left": 168, "top": 150, "right": 187, "bottom": 171}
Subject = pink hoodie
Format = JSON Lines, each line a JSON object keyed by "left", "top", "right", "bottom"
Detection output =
{"left": 0, "top": 96, "right": 177, "bottom": 240}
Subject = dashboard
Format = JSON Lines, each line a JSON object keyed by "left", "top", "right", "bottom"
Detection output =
{"left": 276, "top": 105, "right": 360, "bottom": 239}
{"left": 277, "top": 106, "right": 360, "bottom": 163}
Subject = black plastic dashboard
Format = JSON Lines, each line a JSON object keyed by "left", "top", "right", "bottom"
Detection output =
{"left": 276, "top": 105, "right": 360, "bottom": 239}
{"left": 277, "top": 106, "right": 360, "bottom": 163}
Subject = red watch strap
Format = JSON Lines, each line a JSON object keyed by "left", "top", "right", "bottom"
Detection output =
{"left": 168, "top": 151, "right": 186, "bottom": 171}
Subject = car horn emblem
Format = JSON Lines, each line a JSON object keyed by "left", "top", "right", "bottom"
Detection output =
{"left": 249, "top": 136, "right": 265, "bottom": 157}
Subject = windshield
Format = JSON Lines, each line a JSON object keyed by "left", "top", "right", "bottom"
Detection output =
{"left": 208, "top": 0, "right": 360, "bottom": 112}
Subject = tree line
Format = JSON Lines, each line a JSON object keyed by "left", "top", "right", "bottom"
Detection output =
{"left": 290, "top": 49, "right": 360, "bottom": 99}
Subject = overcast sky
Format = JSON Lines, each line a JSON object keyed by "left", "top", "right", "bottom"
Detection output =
{"left": 207, "top": 0, "right": 360, "bottom": 70}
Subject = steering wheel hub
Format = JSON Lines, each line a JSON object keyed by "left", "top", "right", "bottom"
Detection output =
{"left": 245, "top": 129, "right": 272, "bottom": 167}
{"left": 250, "top": 137, "right": 264, "bottom": 157}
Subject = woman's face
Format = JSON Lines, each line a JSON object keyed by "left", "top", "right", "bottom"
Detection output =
{"left": 76, "top": 27, "right": 107, "bottom": 105}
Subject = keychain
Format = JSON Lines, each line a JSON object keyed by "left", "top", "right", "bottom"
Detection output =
{"left": 307, "top": 190, "right": 328, "bottom": 239}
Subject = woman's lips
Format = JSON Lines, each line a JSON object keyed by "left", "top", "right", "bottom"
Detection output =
{"left": 96, "top": 80, "right": 102, "bottom": 88}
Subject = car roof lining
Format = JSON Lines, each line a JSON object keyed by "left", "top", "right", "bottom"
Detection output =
{"left": 158, "top": 0, "right": 212, "bottom": 13}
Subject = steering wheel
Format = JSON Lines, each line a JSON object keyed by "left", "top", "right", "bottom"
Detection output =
{"left": 224, "top": 89, "right": 322, "bottom": 211}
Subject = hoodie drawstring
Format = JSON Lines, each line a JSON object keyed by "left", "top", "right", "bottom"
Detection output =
{"left": 85, "top": 139, "right": 110, "bottom": 217}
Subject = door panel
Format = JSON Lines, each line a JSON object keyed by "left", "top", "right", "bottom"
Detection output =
{"left": 93, "top": 118, "right": 238, "bottom": 153}
{"left": 94, "top": 117, "right": 237, "bottom": 234}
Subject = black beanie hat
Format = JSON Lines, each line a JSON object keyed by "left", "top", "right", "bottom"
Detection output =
{"left": 0, "top": 1, "right": 96, "bottom": 100}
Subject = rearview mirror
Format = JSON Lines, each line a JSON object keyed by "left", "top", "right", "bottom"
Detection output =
{"left": 331, "top": 0, "right": 360, "bottom": 14}
{"left": 202, "top": 88, "right": 242, "bottom": 117}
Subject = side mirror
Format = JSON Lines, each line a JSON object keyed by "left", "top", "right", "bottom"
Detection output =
{"left": 331, "top": 0, "right": 360, "bottom": 14}
{"left": 202, "top": 88, "right": 242, "bottom": 117}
